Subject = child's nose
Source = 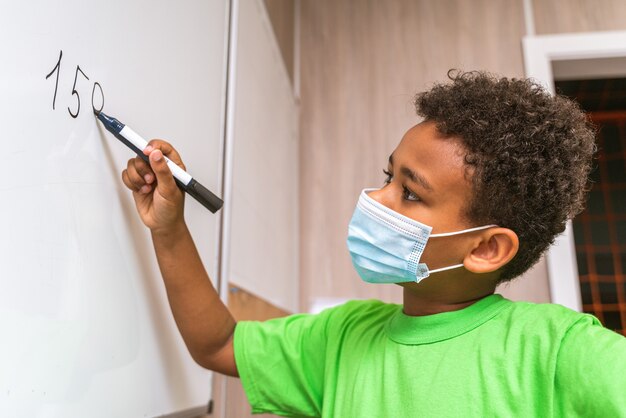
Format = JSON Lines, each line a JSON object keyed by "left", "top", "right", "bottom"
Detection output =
{"left": 368, "top": 187, "right": 397, "bottom": 211}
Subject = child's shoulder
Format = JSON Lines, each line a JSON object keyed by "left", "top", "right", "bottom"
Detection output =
{"left": 507, "top": 298, "right": 593, "bottom": 319}
{"left": 316, "top": 298, "right": 400, "bottom": 330}
{"left": 499, "top": 297, "right": 601, "bottom": 335}
{"left": 326, "top": 298, "right": 399, "bottom": 316}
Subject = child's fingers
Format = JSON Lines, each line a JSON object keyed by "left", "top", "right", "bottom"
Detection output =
{"left": 148, "top": 149, "right": 179, "bottom": 199}
{"left": 121, "top": 169, "right": 136, "bottom": 191}
{"left": 124, "top": 158, "right": 153, "bottom": 193}
{"left": 133, "top": 157, "right": 155, "bottom": 184}
{"left": 144, "top": 139, "right": 186, "bottom": 171}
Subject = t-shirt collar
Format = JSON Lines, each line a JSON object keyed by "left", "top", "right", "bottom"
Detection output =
{"left": 385, "top": 294, "right": 511, "bottom": 345}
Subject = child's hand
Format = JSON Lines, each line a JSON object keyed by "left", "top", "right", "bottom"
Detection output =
{"left": 121, "top": 139, "right": 186, "bottom": 233}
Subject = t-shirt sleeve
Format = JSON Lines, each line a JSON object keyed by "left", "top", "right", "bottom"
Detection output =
{"left": 233, "top": 308, "right": 335, "bottom": 417}
{"left": 554, "top": 314, "right": 626, "bottom": 417}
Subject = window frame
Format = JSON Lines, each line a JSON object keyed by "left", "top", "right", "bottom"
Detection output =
{"left": 523, "top": 30, "right": 626, "bottom": 311}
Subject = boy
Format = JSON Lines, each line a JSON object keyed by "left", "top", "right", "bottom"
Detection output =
{"left": 122, "top": 71, "right": 626, "bottom": 416}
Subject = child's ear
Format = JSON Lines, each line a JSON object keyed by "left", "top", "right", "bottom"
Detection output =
{"left": 463, "top": 228, "right": 519, "bottom": 274}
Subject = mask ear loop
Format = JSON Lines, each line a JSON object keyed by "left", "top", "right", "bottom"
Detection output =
{"left": 428, "top": 263, "right": 465, "bottom": 274}
{"left": 430, "top": 224, "right": 498, "bottom": 238}
{"left": 421, "top": 225, "right": 498, "bottom": 279}
{"left": 414, "top": 263, "right": 465, "bottom": 284}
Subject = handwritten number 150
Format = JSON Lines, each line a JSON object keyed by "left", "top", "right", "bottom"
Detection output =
{"left": 45, "top": 50, "right": 105, "bottom": 117}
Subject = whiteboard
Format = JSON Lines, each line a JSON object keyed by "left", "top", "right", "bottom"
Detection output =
{"left": 225, "top": 0, "right": 299, "bottom": 313}
{"left": 0, "top": 1, "right": 228, "bottom": 417}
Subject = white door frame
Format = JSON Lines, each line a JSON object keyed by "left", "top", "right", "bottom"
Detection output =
{"left": 523, "top": 30, "right": 626, "bottom": 311}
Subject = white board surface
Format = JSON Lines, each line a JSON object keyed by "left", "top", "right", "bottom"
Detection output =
{"left": 0, "top": 1, "right": 228, "bottom": 417}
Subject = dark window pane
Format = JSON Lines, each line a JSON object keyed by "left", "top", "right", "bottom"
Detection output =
{"left": 616, "top": 79, "right": 626, "bottom": 90}
{"left": 601, "top": 125, "right": 622, "bottom": 154}
{"left": 607, "top": 159, "right": 626, "bottom": 183}
{"left": 599, "top": 281, "right": 619, "bottom": 304}
{"left": 606, "top": 99, "right": 626, "bottom": 112}
{"left": 595, "top": 253, "right": 615, "bottom": 275}
{"left": 579, "top": 280, "right": 593, "bottom": 305}
{"left": 588, "top": 190, "right": 606, "bottom": 215}
{"left": 616, "top": 221, "right": 626, "bottom": 245}
{"left": 589, "top": 165, "right": 601, "bottom": 184}
{"left": 555, "top": 80, "right": 578, "bottom": 96}
{"left": 577, "top": 252, "right": 588, "bottom": 276}
{"left": 610, "top": 190, "right": 626, "bottom": 213}
{"left": 591, "top": 222, "right": 611, "bottom": 245}
{"left": 573, "top": 221, "right": 586, "bottom": 245}
{"left": 603, "top": 311, "right": 623, "bottom": 332}
{"left": 621, "top": 253, "right": 626, "bottom": 274}
{"left": 587, "top": 79, "right": 606, "bottom": 92}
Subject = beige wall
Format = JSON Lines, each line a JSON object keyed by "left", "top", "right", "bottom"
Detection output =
{"left": 298, "top": 0, "right": 626, "bottom": 312}
{"left": 533, "top": 0, "right": 626, "bottom": 34}
{"left": 264, "top": 0, "right": 295, "bottom": 84}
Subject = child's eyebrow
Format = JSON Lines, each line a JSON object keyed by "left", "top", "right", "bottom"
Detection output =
{"left": 389, "top": 154, "right": 434, "bottom": 192}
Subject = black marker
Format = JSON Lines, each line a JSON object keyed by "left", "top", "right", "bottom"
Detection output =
{"left": 95, "top": 110, "right": 223, "bottom": 213}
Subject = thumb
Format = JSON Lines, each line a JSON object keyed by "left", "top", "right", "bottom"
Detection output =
{"left": 149, "top": 149, "right": 179, "bottom": 198}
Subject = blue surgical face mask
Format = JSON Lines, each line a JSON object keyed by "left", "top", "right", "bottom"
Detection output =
{"left": 347, "top": 188, "right": 496, "bottom": 284}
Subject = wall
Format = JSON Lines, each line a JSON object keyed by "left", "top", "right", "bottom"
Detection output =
{"left": 264, "top": 0, "right": 296, "bottom": 84}
{"left": 533, "top": 0, "right": 626, "bottom": 34}
{"left": 298, "top": 0, "right": 626, "bottom": 311}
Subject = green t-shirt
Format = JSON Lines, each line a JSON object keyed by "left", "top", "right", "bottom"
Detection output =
{"left": 234, "top": 294, "right": 626, "bottom": 417}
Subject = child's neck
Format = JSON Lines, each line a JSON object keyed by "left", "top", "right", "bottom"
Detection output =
{"left": 401, "top": 272, "right": 498, "bottom": 316}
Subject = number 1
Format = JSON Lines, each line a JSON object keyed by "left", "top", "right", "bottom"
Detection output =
{"left": 45, "top": 50, "right": 63, "bottom": 110}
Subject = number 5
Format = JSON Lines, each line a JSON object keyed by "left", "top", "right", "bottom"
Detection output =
{"left": 68, "top": 65, "right": 90, "bottom": 118}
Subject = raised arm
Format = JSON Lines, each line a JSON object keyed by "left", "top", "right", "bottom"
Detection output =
{"left": 121, "top": 140, "right": 238, "bottom": 376}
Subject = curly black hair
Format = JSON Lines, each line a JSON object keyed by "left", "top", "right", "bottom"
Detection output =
{"left": 415, "top": 70, "right": 597, "bottom": 283}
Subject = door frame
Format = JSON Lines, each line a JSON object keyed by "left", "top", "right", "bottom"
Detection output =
{"left": 522, "top": 30, "right": 626, "bottom": 311}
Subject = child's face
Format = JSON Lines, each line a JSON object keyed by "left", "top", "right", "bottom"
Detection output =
{"left": 368, "top": 121, "right": 480, "bottom": 272}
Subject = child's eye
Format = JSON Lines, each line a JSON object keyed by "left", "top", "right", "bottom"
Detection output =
{"left": 383, "top": 168, "right": 393, "bottom": 184}
{"left": 402, "top": 186, "right": 421, "bottom": 202}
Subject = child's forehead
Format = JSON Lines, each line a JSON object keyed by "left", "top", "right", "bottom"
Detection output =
{"left": 396, "top": 122, "right": 467, "bottom": 168}
{"left": 393, "top": 121, "right": 473, "bottom": 193}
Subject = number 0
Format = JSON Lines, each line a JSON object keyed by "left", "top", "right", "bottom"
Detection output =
{"left": 92, "top": 82, "right": 105, "bottom": 115}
